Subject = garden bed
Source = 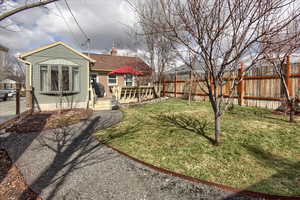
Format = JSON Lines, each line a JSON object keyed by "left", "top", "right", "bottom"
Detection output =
{"left": 95, "top": 99, "right": 300, "bottom": 196}
{"left": 0, "top": 149, "right": 41, "bottom": 200}
{"left": 6, "top": 109, "right": 93, "bottom": 133}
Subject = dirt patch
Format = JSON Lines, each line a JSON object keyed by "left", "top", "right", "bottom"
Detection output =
{"left": 0, "top": 149, "right": 41, "bottom": 200}
{"left": 5, "top": 109, "right": 93, "bottom": 133}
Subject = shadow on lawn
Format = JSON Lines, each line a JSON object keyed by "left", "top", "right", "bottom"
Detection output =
{"left": 17, "top": 111, "right": 124, "bottom": 200}
{"left": 153, "top": 113, "right": 215, "bottom": 144}
{"left": 225, "top": 145, "right": 300, "bottom": 199}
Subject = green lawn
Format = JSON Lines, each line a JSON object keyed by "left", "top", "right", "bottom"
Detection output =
{"left": 95, "top": 99, "right": 300, "bottom": 196}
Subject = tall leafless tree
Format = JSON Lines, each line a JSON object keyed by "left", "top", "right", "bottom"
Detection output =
{"left": 133, "top": 0, "right": 300, "bottom": 145}
{"left": 134, "top": 0, "right": 177, "bottom": 97}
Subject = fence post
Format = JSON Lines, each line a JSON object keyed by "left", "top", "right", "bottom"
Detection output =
{"left": 163, "top": 76, "right": 166, "bottom": 97}
{"left": 174, "top": 72, "right": 177, "bottom": 98}
{"left": 285, "top": 55, "right": 293, "bottom": 97}
{"left": 27, "top": 86, "right": 34, "bottom": 113}
{"left": 238, "top": 62, "right": 245, "bottom": 106}
{"left": 189, "top": 70, "right": 193, "bottom": 104}
{"left": 16, "top": 83, "right": 20, "bottom": 116}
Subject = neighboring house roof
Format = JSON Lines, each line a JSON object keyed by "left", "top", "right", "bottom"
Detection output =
{"left": 166, "top": 61, "right": 204, "bottom": 74}
{"left": 19, "top": 41, "right": 95, "bottom": 63}
{"left": 87, "top": 53, "right": 152, "bottom": 74}
{"left": 0, "top": 44, "right": 8, "bottom": 52}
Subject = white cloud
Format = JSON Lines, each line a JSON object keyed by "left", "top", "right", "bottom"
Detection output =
{"left": 0, "top": 0, "right": 139, "bottom": 54}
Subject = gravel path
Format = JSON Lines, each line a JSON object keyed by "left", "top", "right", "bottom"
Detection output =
{"left": 0, "top": 110, "right": 264, "bottom": 200}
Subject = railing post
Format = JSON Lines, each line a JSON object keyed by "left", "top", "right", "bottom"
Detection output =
{"left": 16, "top": 83, "right": 20, "bottom": 116}
{"left": 285, "top": 55, "right": 293, "bottom": 97}
{"left": 238, "top": 62, "right": 245, "bottom": 106}
{"left": 174, "top": 72, "right": 177, "bottom": 98}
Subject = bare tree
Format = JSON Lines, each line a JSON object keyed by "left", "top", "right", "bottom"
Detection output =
{"left": 263, "top": 22, "right": 300, "bottom": 122}
{"left": 134, "top": 0, "right": 300, "bottom": 145}
{"left": 0, "top": 0, "right": 60, "bottom": 21}
{"left": 0, "top": 53, "right": 25, "bottom": 82}
{"left": 135, "top": 0, "right": 177, "bottom": 97}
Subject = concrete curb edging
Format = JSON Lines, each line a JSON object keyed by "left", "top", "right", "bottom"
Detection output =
{"left": 105, "top": 144, "right": 300, "bottom": 200}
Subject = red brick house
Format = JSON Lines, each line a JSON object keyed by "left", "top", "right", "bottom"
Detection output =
{"left": 88, "top": 48, "right": 152, "bottom": 97}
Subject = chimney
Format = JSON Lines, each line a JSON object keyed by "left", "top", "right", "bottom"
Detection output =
{"left": 111, "top": 48, "right": 117, "bottom": 56}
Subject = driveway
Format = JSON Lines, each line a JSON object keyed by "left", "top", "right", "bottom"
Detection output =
{"left": 0, "top": 110, "right": 263, "bottom": 200}
{"left": 0, "top": 97, "right": 27, "bottom": 124}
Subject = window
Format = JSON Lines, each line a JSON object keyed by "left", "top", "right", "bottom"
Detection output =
{"left": 51, "top": 65, "right": 59, "bottom": 91}
{"left": 40, "top": 64, "right": 80, "bottom": 93}
{"left": 125, "top": 74, "right": 133, "bottom": 86}
{"left": 40, "top": 65, "right": 48, "bottom": 91}
{"left": 62, "top": 66, "right": 69, "bottom": 91}
{"left": 72, "top": 67, "right": 79, "bottom": 91}
{"left": 108, "top": 74, "right": 117, "bottom": 85}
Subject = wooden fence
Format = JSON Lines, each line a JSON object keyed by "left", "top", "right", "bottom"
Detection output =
{"left": 161, "top": 59, "right": 300, "bottom": 109}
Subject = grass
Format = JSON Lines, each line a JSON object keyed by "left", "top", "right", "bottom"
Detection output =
{"left": 95, "top": 99, "right": 300, "bottom": 196}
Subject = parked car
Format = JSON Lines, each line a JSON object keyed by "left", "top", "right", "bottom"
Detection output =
{"left": 0, "top": 90, "right": 8, "bottom": 101}
{"left": 7, "top": 89, "right": 16, "bottom": 98}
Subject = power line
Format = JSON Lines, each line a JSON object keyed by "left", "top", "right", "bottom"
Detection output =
{"left": 63, "top": 0, "right": 89, "bottom": 41}
{"left": 54, "top": 2, "right": 80, "bottom": 47}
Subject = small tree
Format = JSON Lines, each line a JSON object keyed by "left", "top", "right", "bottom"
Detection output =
{"left": 134, "top": 0, "right": 300, "bottom": 145}
{"left": 263, "top": 22, "right": 300, "bottom": 122}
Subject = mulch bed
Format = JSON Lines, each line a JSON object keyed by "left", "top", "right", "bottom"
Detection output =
{"left": 5, "top": 109, "right": 93, "bottom": 134}
{"left": 0, "top": 149, "right": 41, "bottom": 200}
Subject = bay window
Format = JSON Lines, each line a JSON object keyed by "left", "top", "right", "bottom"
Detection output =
{"left": 40, "top": 65, "right": 48, "bottom": 91}
{"left": 62, "top": 66, "right": 70, "bottom": 91}
{"left": 51, "top": 65, "right": 59, "bottom": 91}
{"left": 40, "top": 64, "right": 80, "bottom": 93}
{"left": 72, "top": 67, "right": 79, "bottom": 91}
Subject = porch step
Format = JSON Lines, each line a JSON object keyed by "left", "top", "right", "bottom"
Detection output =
{"left": 93, "top": 99, "right": 113, "bottom": 111}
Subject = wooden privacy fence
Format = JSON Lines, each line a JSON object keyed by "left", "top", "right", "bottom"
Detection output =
{"left": 161, "top": 60, "right": 300, "bottom": 109}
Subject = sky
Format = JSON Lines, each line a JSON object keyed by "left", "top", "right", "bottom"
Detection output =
{"left": 0, "top": 0, "right": 142, "bottom": 56}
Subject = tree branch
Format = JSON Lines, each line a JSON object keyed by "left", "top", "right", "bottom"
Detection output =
{"left": 0, "top": 0, "right": 60, "bottom": 21}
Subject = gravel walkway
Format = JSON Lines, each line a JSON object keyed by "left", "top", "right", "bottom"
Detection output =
{"left": 0, "top": 110, "right": 265, "bottom": 200}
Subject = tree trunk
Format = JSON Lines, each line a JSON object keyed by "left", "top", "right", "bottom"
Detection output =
{"left": 214, "top": 113, "right": 222, "bottom": 145}
{"left": 289, "top": 99, "right": 295, "bottom": 123}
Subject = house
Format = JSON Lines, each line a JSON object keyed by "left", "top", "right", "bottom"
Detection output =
{"left": 18, "top": 41, "right": 152, "bottom": 111}
{"left": 88, "top": 49, "right": 152, "bottom": 97}
{"left": 0, "top": 79, "right": 17, "bottom": 89}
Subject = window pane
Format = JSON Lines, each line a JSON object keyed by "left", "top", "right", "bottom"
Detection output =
{"left": 108, "top": 74, "right": 117, "bottom": 84}
{"left": 72, "top": 67, "right": 79, "bottom": 91}
{"left": 51, "top": 65, "right": 59, "bottom": 91}
{"left": 62, "top": 66, "right": 69, "bottom": 91}
{"left": 125, "top": 74, "right": 133, "bottom": 86}
{"left": 40, "top": 66, "right": 48, "bottom": 91}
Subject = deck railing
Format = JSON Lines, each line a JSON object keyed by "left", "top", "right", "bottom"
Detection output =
{"left": 112, "top": 86, "right": 155, "bottom": 103}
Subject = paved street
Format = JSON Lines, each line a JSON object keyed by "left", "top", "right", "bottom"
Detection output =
{"left": 0, "top": 98, "right": 27, "bottom": 124}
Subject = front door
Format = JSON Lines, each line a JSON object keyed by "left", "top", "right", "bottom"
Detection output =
{"left": 90, "top": 73, "right": 105, "bottom": 98}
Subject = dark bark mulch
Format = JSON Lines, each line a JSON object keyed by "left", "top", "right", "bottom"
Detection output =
{"left": 0, "top": 149, "right": 41, "bottom": 200}
{"left": 5, "top": 109, "right": 93, "bottom": 134}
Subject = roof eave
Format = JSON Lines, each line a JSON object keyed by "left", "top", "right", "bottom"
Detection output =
{"left": 20, "top": 41, "right": 96, "bottom": 63}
